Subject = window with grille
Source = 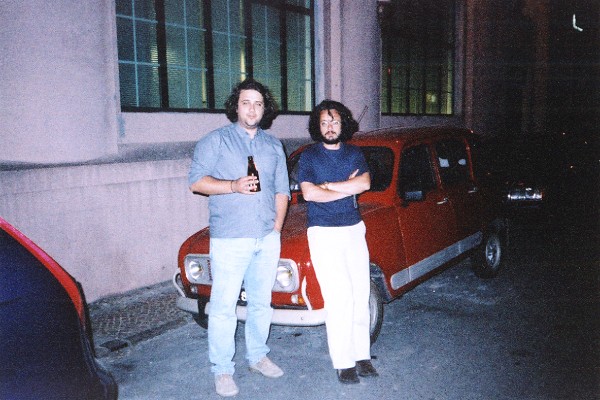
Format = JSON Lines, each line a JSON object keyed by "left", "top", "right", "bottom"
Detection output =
{"left": 116, "top": 0, "right": 314, "bottom": 112}
{"left": 380, "top": 0, "right": 455, "bottom": 115}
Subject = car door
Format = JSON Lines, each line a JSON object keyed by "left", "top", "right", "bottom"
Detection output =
{"left": 391, "top": 143, "right": 458, "bottom": 290}
{"left": 434, "top": 138, "right": 484, "bottom": 241}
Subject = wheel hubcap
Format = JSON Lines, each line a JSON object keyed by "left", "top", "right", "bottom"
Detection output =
{"left": 486, "top": 237, "right": 501, "bottom": 268}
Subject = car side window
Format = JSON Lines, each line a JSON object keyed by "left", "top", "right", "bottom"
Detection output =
{"left": 435, "top": 139, "right": 470, "bottom": 186}
{"left": 361, "top": 146, "right": 394, "bottom": 192}
{"left": 398, "top": 145, "right": 436, "bottom": 200}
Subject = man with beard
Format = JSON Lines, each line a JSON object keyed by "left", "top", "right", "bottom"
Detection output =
{"left": 297, "top": 100, "right": 379, "bottom": 384}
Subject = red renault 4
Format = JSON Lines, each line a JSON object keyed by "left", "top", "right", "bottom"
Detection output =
{"left": 174, "top": 126, "right": 508, "bottom": 343}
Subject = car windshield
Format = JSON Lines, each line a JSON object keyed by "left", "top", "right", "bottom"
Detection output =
{"left": 288, "top": 146, "right": 394, "bottom": 192}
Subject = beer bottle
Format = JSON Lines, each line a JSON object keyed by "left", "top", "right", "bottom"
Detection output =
{"left": 247, "top": 156, "right": 261, "bottom": 192}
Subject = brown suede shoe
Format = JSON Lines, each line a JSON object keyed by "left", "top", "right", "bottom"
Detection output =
{"left": 337, "top": 367, "right": 360, "bottom": 384}
{"left": 356, "top": 359, "right": 379, "bottom": 378}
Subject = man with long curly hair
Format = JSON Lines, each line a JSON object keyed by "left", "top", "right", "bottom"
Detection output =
{"left": 298, "top": 100, "right": 379, "bottom": 384}
{"left": 188, "top": 79, "right": 290, "bottom": 397}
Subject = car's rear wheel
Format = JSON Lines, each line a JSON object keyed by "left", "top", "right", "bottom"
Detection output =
{"left": 369, "top": 280, "right": 384, "bottom": 345}
{"left": 472, "top": 231, "right": 504, "bottom": 278}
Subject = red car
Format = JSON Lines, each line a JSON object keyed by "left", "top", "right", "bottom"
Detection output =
{"left": 0, "top": 217, "right": 117, "bottom": 399}
{"left": 174, "top": 126, "right": 509, "bottom": 343}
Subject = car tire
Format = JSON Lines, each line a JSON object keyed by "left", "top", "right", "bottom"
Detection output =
{"left": 369, "top": 280, "right": 384, "bottom": 345}
{"left": 192, "top": 298, "right": 209, "bottom": 329}
{"left": 472, "top": 231, "right": 504, "bottom": 278}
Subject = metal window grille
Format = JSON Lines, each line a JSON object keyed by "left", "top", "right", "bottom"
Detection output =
{"left": 116, "top": 0, "right": 314, "bottom": 112}
{"left": 381, "top": 0, "right": 456, "bottom": 116}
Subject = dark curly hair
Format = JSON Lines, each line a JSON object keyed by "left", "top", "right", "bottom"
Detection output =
{"left": 224, "top": 79, "right": 278, "bottom": 129}
{"left": 308, "top": 100, "right": 359, "bottom": 142}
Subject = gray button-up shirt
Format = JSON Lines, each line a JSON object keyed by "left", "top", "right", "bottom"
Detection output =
{"left": 188, "top": 123, "right": 290, "bottom": 238}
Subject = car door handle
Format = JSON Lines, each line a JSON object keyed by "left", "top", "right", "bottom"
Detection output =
{"left": 436, "top": 197, "right": 449, "bottom": 205}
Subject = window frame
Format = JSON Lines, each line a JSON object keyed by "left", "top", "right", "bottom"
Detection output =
{"left": 116, "top": 0, "right": 315, "bottom": 114}
{"left": 380, "top": 0, "right": 456, "bottom": 116}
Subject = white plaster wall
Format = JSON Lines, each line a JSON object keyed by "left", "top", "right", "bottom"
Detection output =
{"left": 119, "top": 113, "right": 310, "bottom": 144}
{"left": 0, "top": 0, "right": 120, "bottom": 163}
{"left": 0, "top": 160, "right": 206, "bottom": 301}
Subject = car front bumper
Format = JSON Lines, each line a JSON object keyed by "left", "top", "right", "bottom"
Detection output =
{"left": 173, "top": 272, "right": 326, "bottom": 327}
{"left": 175, "top": 295, "right": 327, "bottom": 327}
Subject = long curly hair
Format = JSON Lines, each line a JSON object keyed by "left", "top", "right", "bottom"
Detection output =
{"left": 224, "top": 79, "right": 278, "bottom": 129}
{"left": 308, "top": 100, "right": 359, "bottom": 142}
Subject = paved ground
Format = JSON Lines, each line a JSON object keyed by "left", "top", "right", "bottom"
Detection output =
{"left": 89, "top": 280, "right": 188, "bottom": 358}
{"left": 87, "top": 207, "right": 599, "bottom": 400}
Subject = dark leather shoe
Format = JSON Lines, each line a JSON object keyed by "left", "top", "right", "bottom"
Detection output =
{"left": 356, "top": 359, "right": 379, "bottom": 377}
{"left": 337, "top": 367, "right": 360, "bottom": 384}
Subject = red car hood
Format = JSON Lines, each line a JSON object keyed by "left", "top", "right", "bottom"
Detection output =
{"left": 181, "top": 200, "right": 384, "bottom": 255}
{"left": 282, "top": 201, "right": 383, "bottom": 235}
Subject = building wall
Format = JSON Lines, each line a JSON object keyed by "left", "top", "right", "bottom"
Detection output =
{"left": 0, "top": 0, "right": 313, "bottom": 301}
{"left": 0, "top": 0, "right": 120, "bottom": 163}
{"left": 464, "top": 0, "right": 550, "bottom": 138}
{"left": 0, "top": 159, "right": 205, "bottom": 300}
{"left": 0, "top": 0, "right": 553, "bottom": 300}
{"left": 119, "top": 113, "right": 310, "bottom": 145}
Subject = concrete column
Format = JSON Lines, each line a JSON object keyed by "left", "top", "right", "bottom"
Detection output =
{"left": 316, "top": 0, "right": 381, "bottom": 131}
{"left": 339, "top": 0, "right": 381, "bottom": 131}
{"left": 0, "top": 0, "right": 119, "bottom": 163}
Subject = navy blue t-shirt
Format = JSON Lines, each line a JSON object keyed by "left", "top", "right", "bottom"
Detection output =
{"left": 298, "top": 143, "right": 369, "bottom": 228}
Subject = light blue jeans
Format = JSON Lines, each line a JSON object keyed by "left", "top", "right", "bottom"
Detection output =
{"left": 208, "top": 230, "right": 280, "bottom": 376}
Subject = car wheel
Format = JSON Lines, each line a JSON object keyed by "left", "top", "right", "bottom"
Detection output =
{"left": 472, "top": 231, "right": 504, "bottom": 278}
{"left": 193, "top": 298, "right": 209, "bottom": 329}
{"left": 369, "top": 280, "right": 384, "bottom": 345}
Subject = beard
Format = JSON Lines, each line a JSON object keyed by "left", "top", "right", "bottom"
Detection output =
{"left": 322, "top": 131, "right": 341, "bottom": 145}
{"left": 322, "top": 137, "right": 341, "bottom": 145}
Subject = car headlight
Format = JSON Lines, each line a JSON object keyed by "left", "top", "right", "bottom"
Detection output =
{"left": 273, "top": 259, "right": 299, "bottom": 293}
{"left": 184, "top": 254, "right": 212, "bottom": 285}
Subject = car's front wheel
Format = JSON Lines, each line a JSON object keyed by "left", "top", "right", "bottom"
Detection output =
{"left": 369, "top": 280, "right": 384, "bottom": 345}
{"left": 472, "top": 231, "right": 504, "bottom": 278}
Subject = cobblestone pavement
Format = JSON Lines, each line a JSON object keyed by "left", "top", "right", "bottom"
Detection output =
{"left": 88, "top": 280, "right": 190, "bottom": 357}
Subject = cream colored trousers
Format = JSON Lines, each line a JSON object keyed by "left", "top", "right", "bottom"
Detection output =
{"left": 307, "top": 221, "right": 371, "bottom": 369}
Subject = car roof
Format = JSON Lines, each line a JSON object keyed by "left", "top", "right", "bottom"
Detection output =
{"left": 289, "top": 126, "right": 479, "bottom": 159}
{"left": 350, "top": 125, "right": 477, "bottom": 146}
